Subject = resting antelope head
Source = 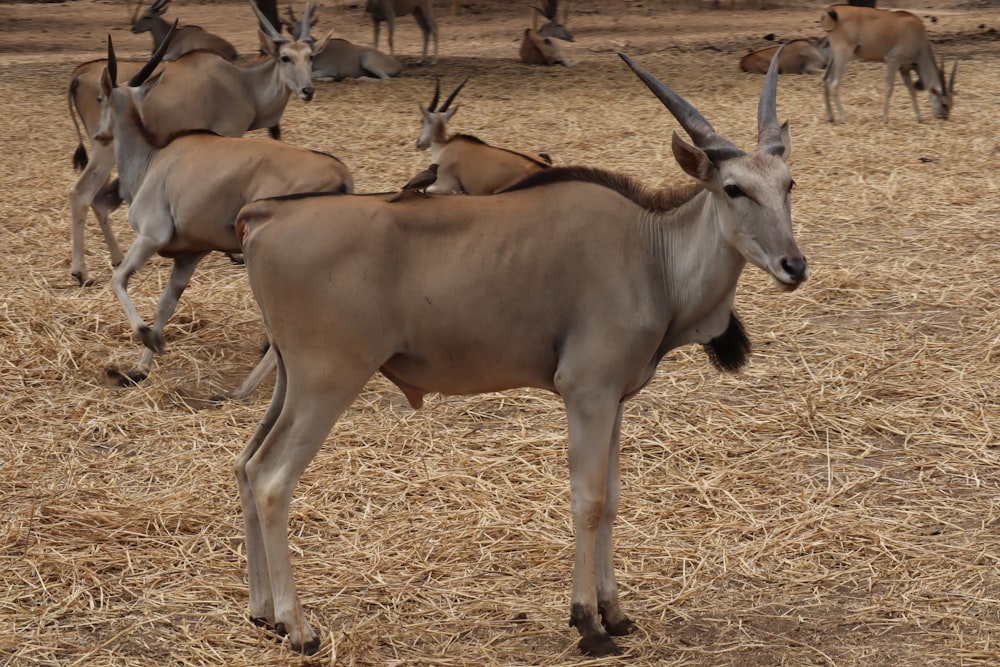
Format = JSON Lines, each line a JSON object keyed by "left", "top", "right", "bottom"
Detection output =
{"left": 416, "top": 78, "right": 467, "bottom": 151}
{"left": 251, "top": 0, "right": 322, "bottom": 101}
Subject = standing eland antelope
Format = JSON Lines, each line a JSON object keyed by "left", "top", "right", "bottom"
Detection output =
{"left": 95, "top": 32, "right": 353, "bottom": 387}
{"left": 416, "top": 79, "right": 552, "bottom": 195}
{"left": 365, "top": 0, "right": 439, "bottom": 65}
{"left": 231, "top": 47, "right": 807, "bottom": 657}
{"left": 66, "top": 1, "right": 324, "bottom": 287}
{"left": 130, "top": 0, "right": 239, "bottom": 62}
{"left": 283, "top": 5, "right": 402, "bottom": 80}
{"left": 740, "top": 38, "right": 830, "bottom": 74}
{"left": 821, "top": 4, "right": 956, "bottom": 123}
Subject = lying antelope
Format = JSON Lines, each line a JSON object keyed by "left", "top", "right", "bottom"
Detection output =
{"left": 416, "top": 79, "right": 552, "bottom": 195}
{"left": 130, "top": 0, "right": 238, "bottom": 62}
{"left": 740, "top": 38, "right": 829, "bottom": 74}
{"left": 365, "top": 0, "right": 438, "bottom": 65}
{"left": 821, "top": 4, "right": 956, "bottom": 122}
{"left": 96, "top": 32, "right": 353, "bottom": 387}
{"left": 66, "top": 1, "right": 324, "bottom": 287}
{"left": 283, "top": 5, "right": 401, "bottom": 80}
{"left": 232, "top": 48, "right": 807, "bottom": 657}
{"left": 520, "top": 1, "right": 572, "bottom": 66}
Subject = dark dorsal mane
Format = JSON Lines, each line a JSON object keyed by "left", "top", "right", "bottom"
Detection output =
{"left": 500, "top": 165, "right": 703, "bottom": 213}
{"left": 451, "top": 134, "right": 553, "bottom": 169}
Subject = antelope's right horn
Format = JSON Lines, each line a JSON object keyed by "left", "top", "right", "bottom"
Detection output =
{"left": 440, "top": 78, "right": 468, "bottom": 112}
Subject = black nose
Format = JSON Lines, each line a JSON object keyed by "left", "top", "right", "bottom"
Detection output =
{"left": 781, "top": 256, "right": 808, "bottom": 282}
{"left": 301, "top": 87, "right": 315, "bottom": 101}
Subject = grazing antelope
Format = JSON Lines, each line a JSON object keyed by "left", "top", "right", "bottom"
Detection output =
{"left": 365, "top": 0, "right": 439, "bottom": 65}
{"left": 821, "top": 4, "right": 956, "bottom": 123}
{"left": 130, "top": 0, "right": 239, "bottom": 62}
{"left": 740, "top": 38, "right": 829, "bottom": 74}
{"left": 519, "top": 2, "right": 572, "bottom": 67}
{"left": 96, "top": 33, "right": 353, "bottom": 387}
{"left": 283, "top": 5, "right": 402, "bottom": 80}
{"left": 232, "top": 48, "right": 807, "bottom": 657}
{"left": 416, "top": 79, "right": 552, "bottom": 195}
{"left": 66, "top": 1, "right": 324, "bottom": 287}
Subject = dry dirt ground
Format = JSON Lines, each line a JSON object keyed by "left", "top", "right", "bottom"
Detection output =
{"left": 1, "top": 1, "right": 1000, "bottom": 665}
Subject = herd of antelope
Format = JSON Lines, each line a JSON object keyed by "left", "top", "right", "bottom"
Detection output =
{"left": 62, "top": 0, "right": 960, "bottom": 659}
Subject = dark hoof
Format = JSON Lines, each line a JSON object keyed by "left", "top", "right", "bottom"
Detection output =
{"left": 578, "top": 633, "right": 621, "bottom": 657}
{"left": 106, "top": 368, "right": 147, "bottom": 387}
{"left": 138, "top": 326, "right": 165, "bottom": 354}
{"left": 603, "top": 616, "right": 638, "bottom": 637}
{"left": 73, "top": 272, "right": 94, "bottom": 288}
{"left": 291, "top": 634, "right": 321, "bottom": 656}
{"left": 250, "top": 615, "right": 273, "bottom": 630}
{"left": 226, "top": 252, "right": 245, "bottom": 266}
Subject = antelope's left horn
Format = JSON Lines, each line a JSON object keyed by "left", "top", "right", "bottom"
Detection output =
{"left": 757, "top": 44, "right": 785, "bottom": 156}
{"left": 299, "top": 0, "right": 313, "bottom": 42}
{"left": 440, "top": 78, "right": 468, "bottom": 112}
{"left": 428, "top": 78, "right": 441, "bottom": 112}
{"left": 106, "top": 35, "right": 118, "bottom": 88}
{"left": 619, "top": 52, "right": 742, "bottom": 162}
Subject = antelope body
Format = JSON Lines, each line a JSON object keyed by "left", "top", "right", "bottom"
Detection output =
{"left": 282, "top": 5, "right": 401, "bottom": 79}
{"left": 131, "top": 0, "right": 239, "bottom": 62}
{"left": 740, "top": 38, "right": 829, "bottom": 74}
{"left": 232, "top": 50, "right": 807, "bottom": 657}
{"left": 821, "top": 4, "right": 956, "bottom": 122}
{"left": 66, "top": 3, "right": 324, "bottom": 287}
{"left": 365, "top": 0, "right": 438, "bottom": 64}
{"left": 416, "top": 80, "right": 552, "bottom": 195}
{"left": 96, "top": 35, "right": 353, "bottom": 386}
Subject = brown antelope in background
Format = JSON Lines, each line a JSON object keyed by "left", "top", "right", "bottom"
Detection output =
{"left": 365, "top": 0, "right": 438, "bottom": 64}
{"left": 520, "top": 0, "right": 572, "bottom": 66}
{"left": 129, "top": 0, "right": 239, "bottom": 62}
{"left": 66, "top": 1, "right": 324, "bottom": 287}
{"left": 821, "top": 4, "right": 956, "bottom": 123}
{"left": 231, "top": 47, "right": 807, "bottom": 658}
{"left": 416, "top": 79, "right": 552, "bottom": 195}
{"left": 95, "top": 32, "right": 353, "bottom": 386}
{"left": 283, "top": 5, "right": 402, "bottom": 79}
{"left": 740, "top": 38, "right": 829, "bottom": 74}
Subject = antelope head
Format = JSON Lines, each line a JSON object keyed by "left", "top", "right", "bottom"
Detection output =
{"left": 95, "top": 22, "right": 177, "bottom": 145}
{"left": 252, "top": 0, "right": 324, "bottom": 102}
{"left": 620, "top": 47, "right": 808, "bottom": 292}
{"left": 929, "top": 59, "right": 957, "bottom": 120}
{"left": 130, "top": 0, "right": 169, "bottom": 33}
{"left": 416, "top": 78, "right": 467, "bottom": 151}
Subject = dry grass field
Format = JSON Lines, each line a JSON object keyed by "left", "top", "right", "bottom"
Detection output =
{"left": 2, "top": 0, "right": 999, "bottom": 665}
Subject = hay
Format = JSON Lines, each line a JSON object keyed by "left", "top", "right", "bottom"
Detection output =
{"left": 2, "top": 0, "right": 999, "bottom": 665}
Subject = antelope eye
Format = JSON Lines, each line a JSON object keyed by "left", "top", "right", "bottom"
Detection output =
{"left": 280, "top": 55, "right": 290, "bottom": 63}
{"left": 724, "top": 184, "right": 746, "bottom": 198}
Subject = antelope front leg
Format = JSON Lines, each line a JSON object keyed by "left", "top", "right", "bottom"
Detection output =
{"left": 595, "top": 404, "right": 638, "bottom": 637}
{"left": 562, "top": 385, "right": 625, "bottom": 657}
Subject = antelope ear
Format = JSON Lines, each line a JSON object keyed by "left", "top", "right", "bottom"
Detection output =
{"left": 444, "top": 105, "right": 460, "bottom": 122}
{"left": 100, "top": 67, "right": 114, "bottom": 97}
{"left": 257, "top": 28, "right": 279, "bottom": 57}
{"left": 137, "top": 71, "right": 164, "bottom": 102}
{"left": 671, "top": 130, "right": 716, "bottom": 182}
{"left": 312, "top": 28, "right": 334, "bottom": 56}
{"left": 779, "top": 120, "right": 792, "bottom": 161}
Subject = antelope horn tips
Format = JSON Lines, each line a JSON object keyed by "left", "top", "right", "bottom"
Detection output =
{"left": 440, "top": 77, "right": 468, "bottom": 112}
{"left": 299, "top": 0, "right": 313, "bottom": 41}
{"left": 106, "top": 34, "right": 118, "bottom": 88}
{"left": 126, "top": 18, "right": 176, "bottom": 87}
{"left": 429, "top": 78, "right": 441, "bottom": 112}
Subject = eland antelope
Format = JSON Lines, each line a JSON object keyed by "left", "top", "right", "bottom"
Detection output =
{"left": 66, "top": 1, "right": 324, "bottom": 287}
{"left": 740, "top": 38, "right": 829, "bottom": 74}
{"left": 283, "top": 6, "right": 402, "bottom": 80}
{"left": 416, "top": 79, "right": 552, "bottom": 195}
{"left": 94, "top": 31, "right": 352, "bottom": 387}
{"left": 231, "top": 48, "right": 807, "bottom": 657}
{"left": 365, "top": 0, "right": 439, "bottom": 65}
{"left": 130, "top": 0, "right": 239, "bottom": 62}
{"left": 821, "top": 4, "right": 956, "bottom": 122}
{"left": 520, "top": 0, "right": 573, "bottom": 65}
